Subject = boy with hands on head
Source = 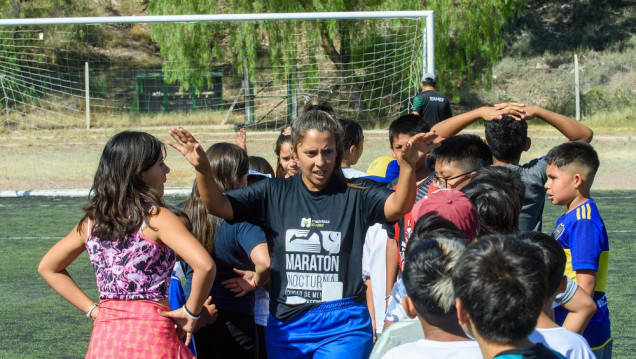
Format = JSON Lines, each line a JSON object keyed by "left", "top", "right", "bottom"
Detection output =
{"left": 431, "top": 102, "right": 593, "bottom": 232}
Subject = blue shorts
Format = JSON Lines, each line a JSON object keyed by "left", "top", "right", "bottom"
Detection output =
{"left": 266, "top": 298, "right": 373, "bottom": 359}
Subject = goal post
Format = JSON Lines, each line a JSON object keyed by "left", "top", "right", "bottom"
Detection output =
{"left": 0, "top": 11, "right": 434, "bottom": 132}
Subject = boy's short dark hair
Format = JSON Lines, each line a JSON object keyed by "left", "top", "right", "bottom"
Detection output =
{"left": 461, "top": 179, "right": 520, "bottom": 236}
{"left": 430, "top": 134, "right": 492, "bottom": 173}
{"left": 404, "top": 235, "right": 467, "bottom": 326}
{"left": 338, "top": 118, "right": 364, "bottom": 150}
{"left": 484, "top": 116, "right": 528, "bottom": 163}
{"left": 518, "top": 231, "right": 566, "bottom": 297}
{"left": 452, "top": 234, "right": 547, "bottom": 344}
{"left": 471, "top": 166, "right": 525, "bottom": 207}
{"left": 545, "top": 141, "right": 600, "bottom": 177}
{"left": 388, "top": 114, "right": 430, "bottom": 147}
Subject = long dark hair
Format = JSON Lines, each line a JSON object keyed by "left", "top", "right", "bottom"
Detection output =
{"left": 183, "top": 142, "right": 248, "bottom": 253}
{"left": 274, "top": 132, "right": 293, "bottom": 178}
{"left": 80, "top": 131, "right": 166, "bottom": 241}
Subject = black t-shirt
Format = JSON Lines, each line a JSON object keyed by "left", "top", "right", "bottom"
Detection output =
{"left": 226, "top": 174, "right": 392, "bottom": 321}
{"left": 413, "top": 89, "right": 453, "bottom": 128}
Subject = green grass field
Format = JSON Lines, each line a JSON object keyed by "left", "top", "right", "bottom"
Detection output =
{"left": 0, "top": 192, "right": 634, "bottom": 358}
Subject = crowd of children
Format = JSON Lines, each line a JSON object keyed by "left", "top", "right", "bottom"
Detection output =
{"left": 39, "top": 95, "right": 611, "bottom": 359}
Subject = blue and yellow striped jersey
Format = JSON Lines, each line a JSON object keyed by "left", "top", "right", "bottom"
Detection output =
{"left": 552, "top": 199, "right": 611, "bottom": 350}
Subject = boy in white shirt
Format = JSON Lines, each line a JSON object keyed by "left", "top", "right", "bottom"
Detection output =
{"left": 382, "top": 228, "right": 481, "bottom": 359}
{"left": 519, "top": 232, "right": 595, "bottom": 359}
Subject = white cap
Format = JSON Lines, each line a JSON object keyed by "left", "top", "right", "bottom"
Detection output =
{"left": 421, "top": 72, "right": 437, "bottom": 84}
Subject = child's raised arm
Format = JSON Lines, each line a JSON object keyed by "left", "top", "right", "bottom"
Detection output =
{"left": 431, "top": 104, "right": 526, "bottom": 141}
{"left": 384, "top": 131, "right": 439, "bottom": 222}
{"left": 235, "top": 127, "right": 247, "bottom": 151}
{"left": 168, "top": 127, "right": 234, "bottom": 220}
{"left": 519, "top": 105, "right": 593, "bottom": 142}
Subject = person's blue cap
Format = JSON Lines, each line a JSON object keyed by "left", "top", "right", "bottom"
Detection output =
{"left": 364, "top": 156, "right": 400, "bottom": 183}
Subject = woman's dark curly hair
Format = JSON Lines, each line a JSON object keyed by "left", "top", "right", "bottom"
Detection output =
{"left": 80, "top": 131, "right": 166, "bottom": 241}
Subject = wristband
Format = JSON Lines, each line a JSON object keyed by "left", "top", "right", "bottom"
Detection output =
{"left": 182, "top": 304, "right": 200, "bottom": 320}
{"left": 86, "top": 303, "right": 98, "bottom": 318}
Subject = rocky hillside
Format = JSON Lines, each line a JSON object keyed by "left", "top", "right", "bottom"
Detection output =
{"left": 461, "top": 0, "right": 636, "bottom": 117}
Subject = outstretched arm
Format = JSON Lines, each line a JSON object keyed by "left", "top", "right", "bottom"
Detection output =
{"left": 384, "top": 131, "right": 439, "bottom": 221}
{"left": 519, "top": 105, "right": 593, "bottom": 142}
{"left": 168, "top": 127, "right": 234, "bottom": 220}
{"left": 431, "top": 104, "right": 526, "bottom": 141}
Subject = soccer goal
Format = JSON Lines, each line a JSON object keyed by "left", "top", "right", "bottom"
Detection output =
{"left": 0, "top": 11, "right": 434, "bottom": 131}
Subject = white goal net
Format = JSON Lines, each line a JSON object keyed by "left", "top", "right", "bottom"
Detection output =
{"left": 0, "top": 11, "right": 434, "bottom": 195}
{"left": 0, "top": 11, "right": 434, "bottom": 132}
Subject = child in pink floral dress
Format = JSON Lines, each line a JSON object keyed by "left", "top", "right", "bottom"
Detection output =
{"left": 39, "top": 131, "right": 216, "bottom": 358}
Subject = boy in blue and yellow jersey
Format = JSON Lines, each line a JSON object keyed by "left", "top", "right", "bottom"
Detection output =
{"left": 545, "top": 141, "right": 611, "bottom": 359}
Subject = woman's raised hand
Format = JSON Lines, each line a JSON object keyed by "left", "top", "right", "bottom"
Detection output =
{"left": 168, "top": 127, "right": 207, "bottom": 169}
{"left": 398, "top": 131, "right": 440, "bottom": 168}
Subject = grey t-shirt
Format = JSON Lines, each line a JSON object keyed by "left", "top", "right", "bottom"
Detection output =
{"left": 507, "top": 157, "right": 547, "bottom": 232}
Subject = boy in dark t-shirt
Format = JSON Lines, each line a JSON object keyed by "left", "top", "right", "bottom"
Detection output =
{"left": 452, "top": 235, "right": 565, "bottom": 359}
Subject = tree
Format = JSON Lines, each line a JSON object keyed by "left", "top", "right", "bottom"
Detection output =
{"left": 147, "top": 0, "right": 526, "bottom": 100}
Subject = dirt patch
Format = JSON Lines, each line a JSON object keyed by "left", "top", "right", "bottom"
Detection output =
{"left": 522, "top": 134, "right": 636, "bottom": 190}
{"left": 0, "top": 129, "right": 633, "bottom": 191}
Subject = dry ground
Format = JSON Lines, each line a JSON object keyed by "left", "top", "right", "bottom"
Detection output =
{"left": 0, "top": 126, "right": 634, "bottom": 191}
